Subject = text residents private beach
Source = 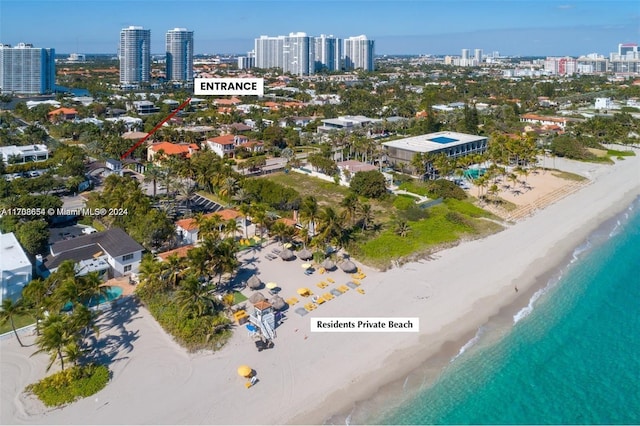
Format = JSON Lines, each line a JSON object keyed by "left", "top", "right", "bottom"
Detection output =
{"left": 2, "top": 151, "right": 639, "bottom": 425}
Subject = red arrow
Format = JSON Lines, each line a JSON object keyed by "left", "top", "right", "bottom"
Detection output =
{"left": 120, "top": 97, "right": 192, "bottom": 160}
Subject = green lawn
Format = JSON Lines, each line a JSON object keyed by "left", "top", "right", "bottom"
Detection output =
{"left": 607, "top": 149, "right": 635, "bottom": 157}
{"left": 0, "top": 312, "right": 36, "bottom": 335}
{"left": 354, "top": 204, "right": 502, "bottom": 269}
{"left": 268, "top": 172, "right": 351, "bottom": 206}
{"left": 232, "top": 291, "right": 248, "bottom": 305}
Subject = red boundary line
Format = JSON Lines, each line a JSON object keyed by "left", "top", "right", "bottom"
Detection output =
{"left": 120, "top": 97, "right": 192, "bottom": 160}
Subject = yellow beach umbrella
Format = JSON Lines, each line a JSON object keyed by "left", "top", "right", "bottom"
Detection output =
{"left": 283, "top": 243, "right": 292, "bottom": 249}
{"left": 266, "top": 282, "right": 277, "bottom": 290}
{"left": 237, "top": 365, "right": 252, "bottom": 377}
{"left": 301, "top": 263, "right": 312, "bottom": 269}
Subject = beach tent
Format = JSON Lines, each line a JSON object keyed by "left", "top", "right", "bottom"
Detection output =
{"left": 247, "top": 275, "right": 262, "bottom": 290}
{"left": 270, "top": 296, "right": 286, "bottom": 310}
{"left": 321, "top": 258, "right": 336, "bottom": 270}
{"left": 339, "top": 260, "right": 357, "bottom": 273}
{"left": 298, "top": 248, "right": 313, "bottom": 260}
{"left": 279, "top": 248, "right": 295, "bottom": 260}
{"left": 249, "top": 292, "right": 266, "bottom": 304}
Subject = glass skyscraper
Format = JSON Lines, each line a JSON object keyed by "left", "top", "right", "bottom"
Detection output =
{"left": 166, "top": 28, "right": 194, "bottom": 82}
{"left": 119, "top": 26, "right": 151, "bottom": 84}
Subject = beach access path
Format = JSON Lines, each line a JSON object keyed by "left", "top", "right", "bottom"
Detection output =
{"left": 1, "top": 152, "right": 639, "bottom": 425}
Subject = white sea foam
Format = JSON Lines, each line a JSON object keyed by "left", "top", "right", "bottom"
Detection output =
{"left": 451, "top": 326, "right": 485, "bottom": 362}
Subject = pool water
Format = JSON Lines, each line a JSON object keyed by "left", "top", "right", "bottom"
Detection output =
{"left": 62, "top": 286, "right": 123, "bottom": 311}
{"left": 463, "top": 168, "right": 486, "bottom": 179}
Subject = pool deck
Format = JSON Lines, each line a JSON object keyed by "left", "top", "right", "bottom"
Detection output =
{"left": 102, "top": 276, "right": 137, "bottom": 297}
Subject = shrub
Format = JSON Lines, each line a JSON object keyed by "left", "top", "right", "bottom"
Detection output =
{"left": 425, "top": 179, "right": 466, "bottom": 200}
{"left": 350, "top": 170, "right": 387, "bottom": 199}
{"left": 393, "top": 195, "right": 416, "bottom": 210}
{"left": 26, "top": 364, "right": 110, "bottom": 407}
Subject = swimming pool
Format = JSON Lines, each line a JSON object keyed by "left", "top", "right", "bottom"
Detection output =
{"left": 463, "top": 168, "right": 486, "bottom": 179}
{"left": 62, "top": 286, "right": 123, "bottom": 311}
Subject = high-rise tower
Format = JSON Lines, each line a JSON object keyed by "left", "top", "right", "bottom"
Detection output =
{"left": 119, "top": 26, "right": 151, "bottom": 84}
{"left": 344, "top": 35, "right": 374, "bottom": 71}
{"left": 166, "top": 28, "right": 194, "bottom": 82}
{"left": 0, "top": 43, "right": 55, "bottom": 94}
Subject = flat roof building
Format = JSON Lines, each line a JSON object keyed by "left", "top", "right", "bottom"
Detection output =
{"left": 0, "top": 232, "right": 32, "bottom": 304}
{"left": 119, "top": 26, "right": 151, "bottom": 84}
{"left": 382, "top": 131, "right": 488, "bottom": 166}
{"left": 0, "top": 144, "right": 49, "bottom": 164}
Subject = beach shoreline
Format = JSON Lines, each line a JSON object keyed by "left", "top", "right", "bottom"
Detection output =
{"left": 1, "top": 154, "right": 639, "bottom": 426}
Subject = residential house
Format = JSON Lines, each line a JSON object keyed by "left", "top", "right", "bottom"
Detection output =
{"left": 48, "top": 107, "right": 78, "bottom": 122}
{"left": 147, "top": 141, "right": 199, "bottom": 163}
{"left": 176, "top": 209, "right": 243, "bottom": 244}
{"left": 206, "top": 134, "right": 263, "bottom": 158}
{"left": 41, "top": 228, "right": 144, "bottom": 278}
{"left": 0, "top": 144, "right": 49, "bottom": 164}
{"left": 0, "top": 232, "right": 32, "bottom": 304}
{"left": 520, "top": 113, "right": 569, "bottom": 131}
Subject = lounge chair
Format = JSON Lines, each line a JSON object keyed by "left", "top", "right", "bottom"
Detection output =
{"left": 322, "top": 292, "right": 335, "bottom": 300}
{"left": 327, "top": 278, "right": 335, "bottom": 283}
{"left": 357, "top": 288, "right": 365, "bottom": 295}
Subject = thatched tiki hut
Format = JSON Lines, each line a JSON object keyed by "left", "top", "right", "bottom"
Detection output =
{"left": 339, "top": 260, "right": 357, "bottom": 273}
{"left": 247, "top": 275, "right": 262, "bottom": 290}
{"left": 279, "top": 249, "right": 295, "bottom": 261}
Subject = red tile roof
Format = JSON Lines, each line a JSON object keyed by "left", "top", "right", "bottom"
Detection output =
{"left": 158, "top": 245, "right": 194, "bottom": 261}
{"left": 149, "top": 142, "right": 199, "bottom": 156}
{"left": 176, "top": 209, "right": 242, "bottom": 232}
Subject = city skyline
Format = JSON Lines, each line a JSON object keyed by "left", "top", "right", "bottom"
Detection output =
{"left": 0, "top": 0, "right": 638, "bottom": 56}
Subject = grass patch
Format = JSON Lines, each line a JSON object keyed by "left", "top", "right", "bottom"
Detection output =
{"left": 550, "top": 170, "right": 588, "bottom": 182}
{"left": 232, "top": 291, "right": 248, "bottom": 305}
{"left": 268, "top": 172, "right": 351, "bottom": 206}
{"left": 196, "top": 191, "right": 227, "bottom": 206}
{"left": 26, "top": 364, "right": 110, "bottom": 407}
{"left": 607, "top": 149, "right": 635, "bottom": 157}
{"left": 445, "top": 198, "right": 495, "bottom": 218}
{"left": 0, "top": 312, "right": 36, "bottom": 335}
{"left": 354, "top": 204, "right": 490, "bottom": 268}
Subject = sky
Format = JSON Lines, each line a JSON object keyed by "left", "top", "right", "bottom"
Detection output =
{"left": 0, "top": 0, "right": 638, "bottom": 56}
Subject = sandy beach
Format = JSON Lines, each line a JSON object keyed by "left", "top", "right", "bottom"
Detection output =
{"left": 2, "top": 152, "right": 639, "bottom": 425}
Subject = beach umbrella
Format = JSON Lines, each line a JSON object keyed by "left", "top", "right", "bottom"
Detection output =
{"left": 266, "top": 282, "right": 277, "bottom": 290}
{"left": 339, "top": 260, "right": 357, "bottom": 273}
{"left": 237, "top": 365, "right": 253, "bottom": 377}
{"left": 247, "top": 275, "right": 261, "bottom": 290}
{"left": 321, "top": 259, "right": 336, "bottom": 270}
{"left": 300, "top": 263, "right": 312, "bottom": 269}
{"left": 249, "top": 292, "right": 266, "bottom": 304}
{"left": 298, "top": 248, "right": 313, "bottom": 260}
{"left": 270, "top": 296, "right": 286, "bottom": 310}
{"left": 283, "top": 243, "right": 292, "bottom": 249}
{"left": 279, "top": 248, "right": 295, "bottom": 260}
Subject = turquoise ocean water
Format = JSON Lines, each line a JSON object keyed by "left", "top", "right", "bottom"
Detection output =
{"left": 371, "top": 197, "right": 640, "bottom": 425}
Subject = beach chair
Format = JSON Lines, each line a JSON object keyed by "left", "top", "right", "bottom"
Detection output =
{"left": 318, "top": 267, "right": 325, "bottom": 274}
{"left": 338, "top": 285, "right": 349, "bottom": 293}
{"left": 357, "top": 288, "right": 365, "bottom": 295}
{"left": 316, "top": 296, "right": 326, "bottom": 304}
{"left": 322, "top": 292, "right": 335, "bottom": 300}
{"left": 327, "top": 278, "right": 335, "bottom": 283}
{"left": 352, "top": 279, "right": 361, "bottom": 286}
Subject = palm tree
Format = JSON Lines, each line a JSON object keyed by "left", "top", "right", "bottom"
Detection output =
{"left": 238, "top": 203, "right": 252, "bottom": 238}
{"left": 219, "top": 177, "right": 239, "bottom": 200}
{"left": 358, "top": 203, "right": 374, "bottom": 231}
{"left": 144, "top": 166, "right": 165, "bottom": 198}
{"left": 394, "top": 220, "right": 411, "bottom": 237}
{"left": 32, "top": 313, "right": 74, "bottom": 371}
{"left": 175, "top": 274, "right": 215, "bottom": 317}
{"left": 315, "top": 206, "right": 344, "bottom": 249}
{"left": 0, "top": 298, "right": 29, "bottom": 347}
{"left": 162, "top": 254, "right": 184, "bottom": 289}
{"left": 299, "top": 195, "right": 319, "bottom": 235}
{"left": 270, "top": 221, "right": 288, "bottom": 246}
{"left": 21, "top": 278, "right": 49, "bottom": 335}
{"left": 340, "top": 193, "right": 360, "bottom": 228}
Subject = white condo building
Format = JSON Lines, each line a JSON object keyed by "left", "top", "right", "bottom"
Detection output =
{"left": 0, "top": 43, "right": 55, "bottom": 94}
{"left": 283, "top": 32, "right": 313, "bottom": 76}
{"left": 314, "top": 34, "right": 342, "bottom": 72}
{"left": 119, "top": 26, "right": 151, "bottom": 84}
{"left": 344, "top": 35, "right": 375, "bottom": 71}
{"left": 166, "top": 28, "right": 194, "bottom": 82}
{"left": 254, "top": 35, "right": 285, "bottom": 70}
{"left": 0, "top": 232, "right": 32, "bottom": 304}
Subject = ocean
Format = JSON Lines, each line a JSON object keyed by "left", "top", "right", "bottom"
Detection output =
{"left": 368, "top": 197, "right": 640, "bottom": 425}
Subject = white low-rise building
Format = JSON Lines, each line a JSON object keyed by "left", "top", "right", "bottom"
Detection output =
{"left": 0, "top": 144, "right": 49, "bottom": 164}
{"left": 0, "top": 232, "right": 32, "bottom": 304}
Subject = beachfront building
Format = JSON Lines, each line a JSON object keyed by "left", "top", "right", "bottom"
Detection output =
{"left": 206, "top": 134, "right": 264, "bottom": 158}
{"left": 0, "top": 43, "right": 56, "bottom": 94}
{"left": 314, "top": 34, "right": 342, "bottom": 72}
{"left": 41, "top": 228, "right": 144, "bottom": 278}
{"left": 382, "top": 131, "right": 488, "bottom": 171}
{"left": 175, "top": 209, "right": 243, "bottom": 244}
{"left": 0, "top": 144, "right": 49, "bottom": 165}
{"left": 520, "top": 113, "right": 569, "bottom": 131}
{"left": 166, "top": 28, "right": 194, "bottom": 83}
{"left": 119, "top": 26, "right": 151, "bottom": 85}
{"left": 0, "top": 232, "right": 32, "bottom": 304}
